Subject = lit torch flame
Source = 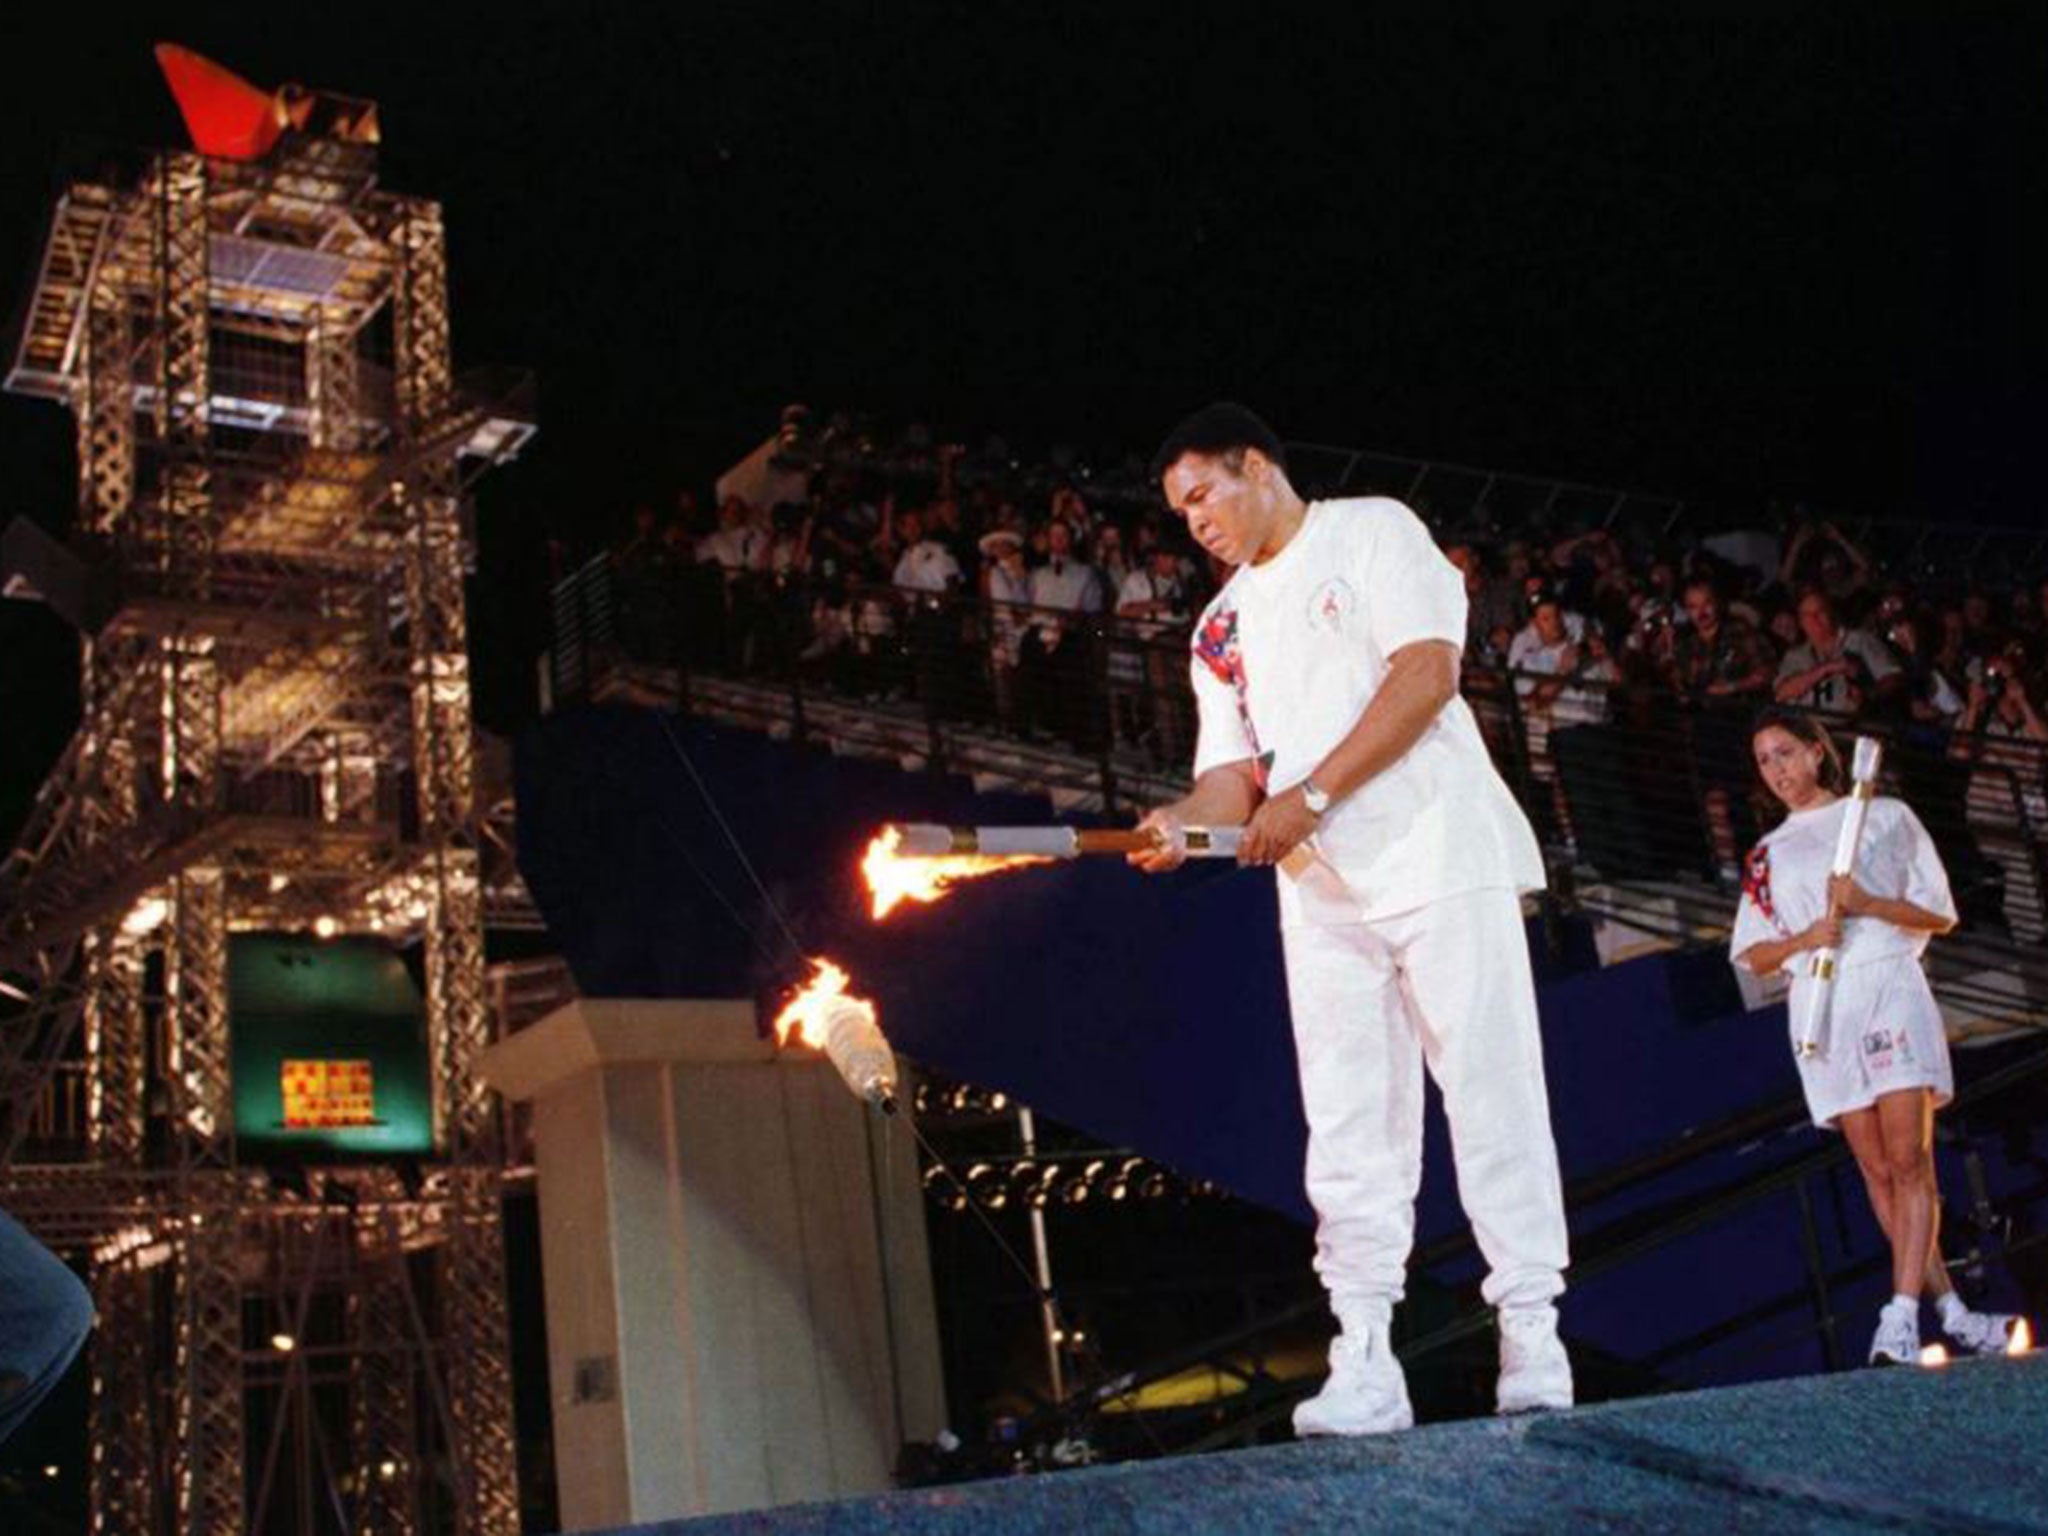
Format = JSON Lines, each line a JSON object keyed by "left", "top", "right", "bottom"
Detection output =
{"left": 772, "top": 957, "right": 859, "bottom": 1046}
{"left": 1918, "top": 1343, "right": 1950, "bottom": 1367}
{"left": 772, "top": 958, "right": 899, "bottom": 1114}
{"left": 860, "top": 825, "right": 1051, "bottom": 921}
{"left": 2009, "top": 1318, "right": 2033, "bottom": 1357}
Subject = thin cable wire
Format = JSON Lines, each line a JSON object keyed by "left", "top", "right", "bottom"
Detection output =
{"left": 600, "top": 758, "right": 790, "bottom": 972}
{"left": 655, "top": 712, "right": 812, "bottom": 965}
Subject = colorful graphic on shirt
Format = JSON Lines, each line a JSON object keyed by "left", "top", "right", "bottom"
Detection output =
{"left": 1742, "top": 844, "right": 1790, "bottom": 936}
{"left": 1193, "top": 602, "right": 1266, "bottom": 787}
{"left": 1862, "top": 1029, "right": 1896, "bottom": 1072}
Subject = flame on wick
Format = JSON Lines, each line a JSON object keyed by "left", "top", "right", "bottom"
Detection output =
{"left": 860, "top": 825, "right": 1050, "bottom": 920}
{"left": 2009, "top": 1318, "right": 2033, "bottom": 1357}
{"left": 772, "top": 957, "right": 870, "bottom": 1048}
{"left": 1918, "top": 1343, "right": 1951, "bottom": 1367}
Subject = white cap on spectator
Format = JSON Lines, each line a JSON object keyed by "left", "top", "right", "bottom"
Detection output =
{"left": 978, "top": 529, "right": 1025, "bottom": 557}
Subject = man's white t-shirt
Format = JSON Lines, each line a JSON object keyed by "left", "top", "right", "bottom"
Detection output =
{"left": 1730, "top": 796, "right": 1956, "bottom": 974}
{"left": 1508, "top": 621, "right": 1613, "bottom": 729}
{"left": 1188, "top": 497, "right": 1545, "bottom": 926}
{"left": 893, "top": 540, "right": 962, "bottom": 594}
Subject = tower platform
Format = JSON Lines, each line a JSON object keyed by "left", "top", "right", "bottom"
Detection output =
{"left": 605, "top": 1355, "right": 2048, "bottom": 1534}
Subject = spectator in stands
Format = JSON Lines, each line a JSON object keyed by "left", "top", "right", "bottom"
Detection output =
{"left": 800, "top": 574, "right": 858, "bottom": 693}
{"left": 1446, "top": 543, "right": 1522, "bottom": 666}
{"left": 1874, "top": 594, "right": 1964, "bottom": 732}
{"left": 1948, "top": 647, "right": 2048, "bottom": 942}
{"left": 890, "top": 506, "right": 962, "bottom": 595}
{"left": 924, "top": 492, "right": 970, "bottom": 567}
{"left": 808, "top": 479, "right": 880, "bottom": 583}
{"left": 1019, "top": 518, "right": 1106, "bottom": 747}
{"left": 698, "top": 494, "right": 767, "bottom": 574}
{"left": 1117, "top": 541, "right": 1194, "bottom": 765}
{"left": 758, "top": 502, "right": 815, "bottom": 677}
{"left": 1510, "top": 590, "right": 1601, "bottom": 848}
{"left": 1049, "top": 482, "right": 1093, "bottom": 542}
{"left": 1779, "top": 517, "right": 1875, "bottom": 604}
{"left": 893, "top": 507, "right": 966, "bottom": 713}
{"left": 1668, "top": 579, "right": 1776, "bottom": 706}
{"left": 697, "top": 495, "right": 770, "bottom": 669}
{"left": 981, "top": 529, "right": 1033, "bottom": 732}
{"left": 1774, "top": 588, "right": 1901, "bottom": 716}
{"left": 1094, "top": 522, "right": 1133, "bottom": 594}
{"left": 613, "top": 502, "right": 675, "bottom": 664}
{"left": 1671, "top": 578, "right": 1778, "bottom": 877}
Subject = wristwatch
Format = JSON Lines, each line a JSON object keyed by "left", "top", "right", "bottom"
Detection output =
{"left": 1300, "top": 777, "right": 1332, "bottom": 818}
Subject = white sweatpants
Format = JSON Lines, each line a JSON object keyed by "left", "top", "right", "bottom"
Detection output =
{"left": 1280, "top": 885, "right": 1569, "bottom": 1316}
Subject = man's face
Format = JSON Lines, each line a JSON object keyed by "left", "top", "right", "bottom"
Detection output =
{"left": 1046, "top": 520, "right": 1073, "bottom": 558}
{"left": 1797, "top": 594, "right": 1836, "bottom": 650}
{"left": 1533, "top": 602, "right": 1566, "bottom": 646}
{"left": 1683, "top": 586, "right": 1721, "bottom": 634}
{"left": 898, "top": 511, "right": 923, "bottom": 544}
{"left": 1161, "top": 450, "right": 1275, "bottom": 568}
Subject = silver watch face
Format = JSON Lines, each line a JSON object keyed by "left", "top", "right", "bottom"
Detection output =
{"left": 1303, "top": 782, "right": 1329, "bottom": 814}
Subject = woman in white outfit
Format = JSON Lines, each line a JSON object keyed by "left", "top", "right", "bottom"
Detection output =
{"left": 1731, "top": 707, "right": 2026, "bottom": 1364}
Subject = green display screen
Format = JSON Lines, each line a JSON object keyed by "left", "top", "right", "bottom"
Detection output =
{"left": 230, "top": 934, "right": 435, "bottom": 1159}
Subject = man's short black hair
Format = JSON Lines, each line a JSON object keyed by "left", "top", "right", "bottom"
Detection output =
{"left": 1149, "top": 402, "right": 1288, "bottom": 484}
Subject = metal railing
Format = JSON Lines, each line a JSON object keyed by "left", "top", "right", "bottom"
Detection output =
{"left": 545, "top": 554, "right": 2048, "bottom": 1024}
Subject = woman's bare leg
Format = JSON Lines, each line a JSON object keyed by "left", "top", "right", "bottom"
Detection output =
{"left": 1874, "top": 1089, "right": 1939, "bottom": 1299}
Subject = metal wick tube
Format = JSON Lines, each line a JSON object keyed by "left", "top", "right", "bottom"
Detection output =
{"left": 1017, "top": 1106, "right": 1066, "bottom": 1402}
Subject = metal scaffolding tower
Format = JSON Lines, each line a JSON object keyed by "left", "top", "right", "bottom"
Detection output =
{"left": 1, "top": 91, "right": 535, "bottom": 1535}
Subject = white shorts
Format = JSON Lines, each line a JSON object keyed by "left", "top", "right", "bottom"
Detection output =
{"left": 1792, "top": 955, "right": 1954, "bottom": 1129}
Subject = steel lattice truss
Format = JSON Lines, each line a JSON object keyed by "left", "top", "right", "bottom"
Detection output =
{"left": 2, "top": 120, "right": 533, "bottom": 1536}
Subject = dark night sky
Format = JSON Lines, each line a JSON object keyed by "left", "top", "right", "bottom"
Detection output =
{"left": 2, "top": 6, "right": 2044, "bottom": 814}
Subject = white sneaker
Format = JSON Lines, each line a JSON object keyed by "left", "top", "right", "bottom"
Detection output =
{"left": 1868, "top": 1302, "right": 1920, "bottom": 1366}
{"left": 1293, "top": 1321, "right": 1413, "bottom": 1437}
{"left": 1497, "top": 1305, "right": 1574, "bottom": 1414}
{"left": 1943, "top": 1308, "right": 2024, "bottom": 1357}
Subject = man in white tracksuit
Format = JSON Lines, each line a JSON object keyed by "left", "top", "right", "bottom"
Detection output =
{"left": 1132, "top": 403, "right": 1572, "bottom": 1435}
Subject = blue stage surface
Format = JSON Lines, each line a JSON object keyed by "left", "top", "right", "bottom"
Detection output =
{"left": 602, "top": 1355, "right": 2048, "bottom": 1535}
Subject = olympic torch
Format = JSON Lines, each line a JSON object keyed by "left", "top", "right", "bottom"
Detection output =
{"left": 1793, "top": 735, "right": 1884, "bottom": 1060}
{"left": 774, "top": 959, "right": 899, "bottom": 1115}
{"left": 881, "top": 823, "right": 1245, "bottom": 860}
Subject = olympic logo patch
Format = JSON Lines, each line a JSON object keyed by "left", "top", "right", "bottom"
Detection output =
{"left": 1307, "top": 577, "right": 1356, "bottom": 634}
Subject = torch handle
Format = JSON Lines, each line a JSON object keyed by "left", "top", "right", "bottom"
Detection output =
{"left": 1793, "top": 745, "right": 1882, "bottom": 1060}
{"left": 1074, "top": 827, "right": 1243, "bottom": 858}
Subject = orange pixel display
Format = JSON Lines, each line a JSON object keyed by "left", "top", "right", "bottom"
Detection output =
{"left": 280, "top": 1059, "right": 377, "bottom": 1130}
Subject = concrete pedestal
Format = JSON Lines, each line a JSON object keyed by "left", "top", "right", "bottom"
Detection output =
{"left": 480, "top": 999, "right": 946, "bottom": 1532}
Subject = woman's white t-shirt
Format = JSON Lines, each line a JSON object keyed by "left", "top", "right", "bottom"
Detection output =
{"left": 1730, "top": 795, "right": 1956, "bottom": 974}
{"left": 1188, "top": 497, "right": 1545, "bottom": 926}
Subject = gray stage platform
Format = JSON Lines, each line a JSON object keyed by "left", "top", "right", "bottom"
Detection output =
{"left": 602, "top": 1354, "right": 2048, "bottom": 1535}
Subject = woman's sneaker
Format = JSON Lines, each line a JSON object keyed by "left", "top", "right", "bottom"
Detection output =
{"left": 1943, "top": 1308, "right": 2026, "bottom": 1357}
{"left": 1293, "top": 1321, "right": 1413, "bottom": 1437}
{"left": 1868, "top": 1299, "right": 1921, "bottom": 1366}
{"left": 1497, "top": 1305, "right": 1574, "bottom": 1414}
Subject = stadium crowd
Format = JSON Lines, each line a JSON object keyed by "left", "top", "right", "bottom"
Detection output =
{"left": 579, "top": 439, "right": 2048, "bottom": 942}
